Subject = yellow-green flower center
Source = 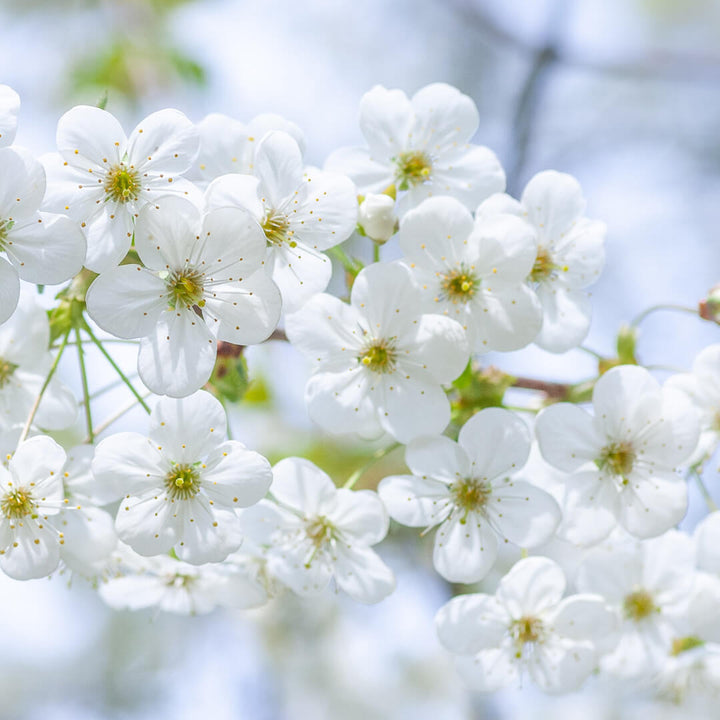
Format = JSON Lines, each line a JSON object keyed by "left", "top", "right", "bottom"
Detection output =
{"left": 623, "top": 589, "right": 657, "bottom": 621}
{"left": 0, "top": 357, "right": 18, "bottom": 388}
{"left": 104, "top": 164, "right": 141, "bottom": 204}
{"left": 164, "top": 463, "right": 202, "bottom": 501}
{"left": 1, "top": 488, "right": 36, "bottom": 519}
{"left": 305, "top": 515, "right": 335, "bottom": 548}
{"left": 0, "top": 218, "right": 14, "bottom": 249}
{"left": 511, "top": 616, "right": 544, "bottom": 656}
{"left": 166, "top": 270, "right": 205, "bottom": 310}
{"left": 441, "top": 267, "right": 478, "bottom": 303}
{"left": 395, "top": 151, "right": 432, "bottom": 190}
{"left": 262, "top": 210, "right": 295, "bottom": 248}
{"left": 450, "top": 477, "right": 492, "bottom": 518}
{"left": 358, "top": 340, "right": 396, "bottom": 374}
{"left": 598, "top": 441, "right": 636, "bottom": 481}
{"left": 530, "top": 246, "right": 568, "bottom": 282}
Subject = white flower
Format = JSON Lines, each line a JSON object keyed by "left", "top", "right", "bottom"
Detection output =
{"left": 0, "top": 85, "right": 20, "bottom": 148}
{"left": 285, "top": 261, "right": 469, "bottom": 443}
{"left": 397, "top": 196, "right": 542, "bottom": 352}
{"left": 0, "top": 147, "right": 86, "bottom": 324}
{"left": 655, "top": 641, "right": 720, "bottom": 706}
{"left": 0, "top": 296, "right": 77, "bottom": 431}
{"left": 193, "top": 112, "right": 305, "bottom": 185}
{"left": 206, "top": 130, "right": 357, "bottom": 312}
{"left": 85, "top": 195, "right": 281, "bottom": 397}
{"left": 100, "top": 543, "right": 267, "bottom": 615}
{"left": 379, "top": 408, "right": 560, "bottom": 583}
{"left": 535, "top": 365, "right": 699, "bottom": 544}
{"left": 666, "top": 344, "right": 720, "bottom": 464}
{"left": 91, "top": 390, "right": 273, "bottom": 564}
{"left": 691, "top": 512, "right": 720, "bottom": 643}
{"left": 240, "top": 457, "right": 394, "bottom": 604}
{"left": 435, "top": 556, "right": 617, "bottom": 693}
{"left": 0, "top": 435, "right": 67, "bottom": 580}
{"left": 46, "top": 105, "right": 199, "bottom": 272}
{"left": 478, "top": 170, "right": 606, "bottom": 352}
{"left": 358, "top": 193, "right": 396, "bottom": 243}
{"left": 575, "top": 530, "right": 695, "bottom": 678}
{"left": 326, "top": 83, "right": 505, "bottom": 216}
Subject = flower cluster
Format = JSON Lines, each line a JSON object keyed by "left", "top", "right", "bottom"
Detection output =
{"left": 0, "top": 80, "right": 717, "bottom": 708}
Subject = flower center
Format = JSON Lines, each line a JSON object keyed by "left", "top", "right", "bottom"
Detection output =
{"left": 0, "top": 357, "right": 18, "bottom": 388}
{"left": 598, "top": 441, "right": 636, "bottom": 480}
{"left": 0, "top": 218, "right": 14, "bottom": 249}
{"left": 305, "top": 515, "right": 335, "bottom": 549}
{"left": 440, "top": 267, "right": 478, "bottom": 303}
{"left": 164, "top": 463, "right": 202, "bottom": 501}
{"left": 104, "top": 164, "right": 141, "bottom": 204}
{"left": 166, "top": 270, "right": 205, "bottom": 310}
{"left": 530, "top": 246, "right": 568, "bottom": 282}
{"left": 1, "top": 488, "right": 36, "bottom": 519}
{"left": 450, "top": 477, "right": 491, "bottom": 517}
{"left": 358, "top": 339, "right": 397, "bottom": 374}
{"left": 395, "top": 151, "right": 432, "bottom": 190}
{"left": 262, "top": 210, "right": 295, "bottom": 248}
{"left": 623, "top": 589, "right": 657, "bottom": 621}
{"left": 511, "top": 616, "right": 544, "bottom": 656}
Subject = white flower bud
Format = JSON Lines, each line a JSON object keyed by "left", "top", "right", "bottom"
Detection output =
{"left": 358, "top": 193, "right": 396, "bottom": 242}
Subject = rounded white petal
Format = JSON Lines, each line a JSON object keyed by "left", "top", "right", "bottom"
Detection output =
{"left": 435, "top": 593, "right": 509, "bottom": 654}
{"left": 377, "top": 474, "right": 452, "bottom": 528}
{"left": 521, "top": 170, "right": 586, "bottom": 240}
{"left": 454, "top": 648, "right": 518, "bottom": 692}
{"left": 433, "top": 513, "right": 498, "bottom": 583}
{"left": 268, "top": 243, "right": 333, "bottom": 313}
{"left": 254, "top": 131, "right": 304, "bottom": 207}
{"left": 202, "top": 441, "right": 273, "bottom": 508}
{"left": 115, "top": 490, "right": 176, "bottom": 556}
{"left": 405, "top": 434, "right": 470, "bottom": 483}
{"left": 534, "top": 285, "right": 592, "bottom": 353}
{"left": 496, "top": 556, "right": 566, "bottom": 617}
{"left": 535, "top": 402, "right": 603, "bottom": 471}
{"left": 333, "top": 543, "right": 395, "bottom": 604}
{"left": 57, "top": 105, "right": 126, "bottom": 168}
{"left": 0, "top": 257, "right": 19, "bottom": 325}
{"left": 204, "top": 173, "right": 263, "bottom": 218}
{"left": 359, "top": 85, "right": 413, "bottom": 160}
{"left": 137, "top": 309, "right": 217, "bottom": 398}
{"left": 0, "top": 85, "right": 20, "bottom": 148}
{"left": 0, "top": 146, "right": 45, "bottom": 217}
{"left": 270, "top": 457, "right": 337, "bottom": 515}
{"left": 0, "top": 521, "right": 60, "bottom": 580}
{"left": 173, "top": 501, "right": 242, "bottom": 564}
{"left": 330, "top": 488, "right": 388, "bottom": 546}
{"left": 85, "top": 264, "right": 166, "bottom": 339}
{"left": 126, "top": 109, "right": 198, "bottom": 173}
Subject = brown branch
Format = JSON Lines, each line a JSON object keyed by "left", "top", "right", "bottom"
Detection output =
{"left": 510, "top": 376, "right": 570, "bottom": 400}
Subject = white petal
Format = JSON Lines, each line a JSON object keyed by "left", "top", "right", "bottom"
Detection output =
{"left": 10, "top": 435, "right": 66, "bottom": 500}
{"left": 202, "top": 441, "right": 272, "bottom": 508}
{"left": 558, "top": 469, "right": 619, "bottom": 545}
{"left": 534, "top": 285, "right": 592, "bottom": 353}
{"left": 137, "top": 309, "right": 217, "bottom": 397}
{"left": 92, "top": 432, "right": 165, "bottom": 497}
{"left": 149, "top": 390, "right": 227, "bottom": 461}
{"left": 202, "top": 268, "right": 281, "bottom": 345}
{"left": 496, "top": 556, "right": 566, "bottom": 617}
{"left": 85, "top": 264, "right": 166, "bottom": 339}
{"left": 535, "top": 403, "right": 603, "bottom": 471}
{"left": 410, "top": 82, "right": 479, "bottom": 151}
{"left": 458, "top": 408, "right": 531, "bottom": 479}
{"left": 204, "top": 173, "right": 263, "bottom": 218}
{"left": 435, "top": 593, "right": 509, "bottom": 654}
{"left": 0, "top": 257, "right": 19, "bottom": 325}
{"left": 549, "top": 594, "right": 619, "bottom": 654}
{"left": 405, "top": 435, "right": 470, "bottom": 483}
{"left": 115, "top": 490, "right": 177, "bottom": 556}
{"left": 359, "top": 85, "right": 413, "bottom": 160}
{"left": 0, "top": 521, "right": 60, "bottom": 580}
{"left": 127, "top": 109, "right": 198, "bottom": 174}
{"left": 324, "top": 145, "right": 392, "bottom": 195}
{"left": 6, "top": 212, "right": 86, "bottom": 284}
{"left": 433, "top": 513, "right": 498, "bottom": 583}
{"left": 0, "top": 146, "right": 45, "bottom": 217}
{"left": 378, "top": 474, "right": 452, "bottom": 528}
{"left": 0, "top": 85, "right": 20, "bottom": 147}
{"left": 254, "top": 131, "right": 304, "bottom": 207}
{"left": 173, "top": 501, "right": 242, "bottom": 564}
{"left": 454, "top": 648, "right": 518, "bottom": 692}
{"left": 270, "top": 457, "right": 337, "bottom": 514}
{"left": 528, "top": 636, "right": 596, "bottom": 693}
{"left": 330, "top": 488, "right": 388, "bottom": 545}
{"left": 618, "top": 467, "right": 688, "bottom": 538}
{"left": 486, "top": 479, "right": 560, "bottom": 547}
{"left": 83, "top": 205, "right": 135, "bottom": 273}
{"left": 268, "top": 243, "right": 333, "bottom": 314}
{"left": 696, "top": 512, "right": 720, "bottom": 574}
{"left": 333, "top": 543, "right": 395, "bottom": 603}
{"left": 474, "top": 213, "right": 538, "bottom": 282}
{"left": 521, "top": 170, "right": 586, "bottom": 240}
{"left": 57, "top": 506, "right": 117, "bottom": 574}
{"left": 57, "top": 105, "right": 126, "bottom": 169}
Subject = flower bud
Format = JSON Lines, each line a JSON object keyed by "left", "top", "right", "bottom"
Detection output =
{"left": 358, "top": 193, "right": 396, "bottom": 243}
{"left": 700, "top": 284, "right": 720, "bottom": 324}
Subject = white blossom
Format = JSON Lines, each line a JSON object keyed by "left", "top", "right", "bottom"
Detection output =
{"left": 435, "top": 556, "right": 617, "bottom": 692}
{"left": 0, "top": 85, "right": 20, "bottom": 148}
{"left": 379, "top": 408, "right": 560, "bottom": 583}
{"left": 326, "top": 82, "right": 505, "bottom": 216}
{"left": 285, "top": 261, "right": 469, "bottom": 442}
{"left": 535, "top": 365, "right": 699, "bottom": 544}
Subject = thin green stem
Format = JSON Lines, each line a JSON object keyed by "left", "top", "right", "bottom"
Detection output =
{"left": 372, "top": 242, "right": 381, "bottom": 263}
{"left": 82, "top": 321, "right": 151, "bottom": 414}
{"left": 344, "top": 442, "right": 401, "bottom": 489}
{"left": 577, "top": 345, "right": 604, "bottom": 360}
{"left": 17, "top": 330, "right": 71, "bottom": 448}
{"left": 75, "top": 326, "right": 94, "bottom": 443}
{"left": 689, "top": 467, "right": 718, "bottom": 512}
{"left": 503, "top": 404, "right": 539, "bottom": 414}
{"left": 631, "top": 304, "right": 697, "bottom": 328}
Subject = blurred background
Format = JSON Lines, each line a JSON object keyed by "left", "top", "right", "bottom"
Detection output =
{"left": 1, "top": 0, "right": 720, "bottom": 717}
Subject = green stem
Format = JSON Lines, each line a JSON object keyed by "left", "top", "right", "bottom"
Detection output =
{"left": 328, "top": 246, "right": 364, "bottom": 276}
{"left": 82, "top": 321, "right": 151, "bottom": 414}
{"left": 372, "top": 242, "right": 381, "bottom": 263}
{"left": 689, "top": 467, "right": 718, "bottom": 512}
{"left": 503, "top": 404, "right": 539, "bottom": 414}
{"left": 75, "top": 326, "right": 94, "bottom": 443}
{"left": 631, "top": 304, "right": 697, "bottom": 328}
{"left": 17, "top": 330, "right": 71, "bottom": 447}
{"left": 577, "top": 345, "right": 604, "bottom": 360}
{"left": 344, "top": 442, "right": 401, "bottom": 489}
